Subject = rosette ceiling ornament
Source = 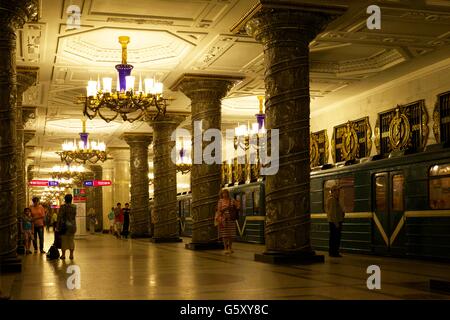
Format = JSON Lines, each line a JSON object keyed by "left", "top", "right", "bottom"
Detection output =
{"left": 82, "top": 36, "right": 169, "bottom": 123}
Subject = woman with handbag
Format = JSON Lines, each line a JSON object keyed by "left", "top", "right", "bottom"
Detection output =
{"left": 215, "top": 189, "right": 240, "bottom": 254}
{"left": 57, "top": 194, "right": 77, "bottom": 260}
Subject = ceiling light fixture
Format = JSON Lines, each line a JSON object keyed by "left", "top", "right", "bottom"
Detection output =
{"left": 57, "top": 119, "right": 108, "bottom": 165}
{"left": 82, "top": 36, "right": 168, "bottom": 123}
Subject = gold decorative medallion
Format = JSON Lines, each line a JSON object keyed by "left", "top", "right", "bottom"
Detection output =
{"left": 365, "top": 117, "right": 372, "bottom": 156}
{"left": 310, "top": 133, "right": 320, "bottom": 167}
{"left": 374, "top": 117, "right": 380, "bottom": 154}
{"left": 433, "top": 99, "right": 440, "bottom": 143}
{"left": 331, "top": 130, "right": 336, "bottom": 163}
{"left": 389, "top": 108, "right": 411, "bottom": 151}
{"left": 420, "top": 100, "right": 429, "bottom": 149}
{"left": 323, "top": 130, "right": 329, "bottom": 164}
{"left": 341, "top": 121, "right": 359, "bottom": 160}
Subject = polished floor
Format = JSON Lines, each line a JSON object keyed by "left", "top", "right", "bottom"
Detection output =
{"left": 1, "top": 231, "right": 450, "bottom": 300}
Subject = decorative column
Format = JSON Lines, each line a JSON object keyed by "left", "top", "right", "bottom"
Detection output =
{"left": 172, "top": 74, "right": 243, "bottom": 250}
{"left": 17, "top": 69, "right": 38, "bottom": 219}
{"left": 123, "top": 134, "right": 152, "bottom": 238}
{"left": 84, "top": 170, "right": 95, "bottom": 231}
{"left": 148, "top": 115, "right": 185, "bottom": 243}
{"left": 0, "top": 0, "right": 38, "bottom": 272}
{"left": 17, "top": 129, "right": 35, "bottom": 254}
{"left": 110, "top": 148, "right": 130, "bottom": 205}
{"left": 90, "top": 165, "right": 103, "bottom": 232}
{"left": 23, "top": 126, "right": 36, "bottom": 207}
{"left": 244, "top": 2, "right": 345, "bottom": 263}
{"left": 26, "top": 163, "right": 34, "bottom": 207}
{"left": 101, "top": 161, "right": 114, "bottom": 232}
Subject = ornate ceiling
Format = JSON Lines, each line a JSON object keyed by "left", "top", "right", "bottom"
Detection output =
{"left": 20, "top": 0, "right": 450, "bottom": 178}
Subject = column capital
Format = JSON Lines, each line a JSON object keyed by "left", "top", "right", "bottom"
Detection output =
{"left": 23, "top": 129, "right": 35, "bottom": 145}
{"left": 0, "top": 0, "right": 39, "bottom": 29}
{"left": 170, "top": 73, "right": 243, "bottom": 102}
{"left": 148, "top": 114, "right": 186, "bottom": 129}
{"left": 241, "top": 2, "right": 345, "bottom": 44}
{"left": 17, "top": 66, "right": 39, "bottom": 95}
{"left": 122, "top": 133, "right": 153, "bottom": 148}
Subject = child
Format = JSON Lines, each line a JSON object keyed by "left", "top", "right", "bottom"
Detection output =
{"left": 108, "top": 207, "right": 115, "bottom": 234}
{"left": 22, "top": 208, "right": 34, "bottom": 254}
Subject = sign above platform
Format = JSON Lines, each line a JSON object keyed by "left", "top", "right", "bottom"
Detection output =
{"left": 29, "top": 180, "right": 59, "bottom": 187}
{"left": 83, "top": 180, "right": 112, "bottom": 187}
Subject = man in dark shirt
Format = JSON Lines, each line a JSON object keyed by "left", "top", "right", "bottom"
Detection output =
{"left": 122, "top": 203, "right": 131, "bottom": 239}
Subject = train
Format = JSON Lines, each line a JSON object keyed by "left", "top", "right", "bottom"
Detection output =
{"left": 150, "top": 143, "right": 450, "bottom": 261}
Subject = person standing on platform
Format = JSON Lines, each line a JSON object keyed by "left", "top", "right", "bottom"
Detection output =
{"left": 108, "top": 207, "right": 115, "bottom": 234}
{"left": 114, "top": 203, "right": 123, "bottom": 239}
{"left": 22, "top": 208, "right": 34, "bottom": 254}
{"left": 30, "top": 197, "right": 46, "bottom": 253}
{"left": 57, "top": 194, "right": 77, "bottom": 260}
{"left": 215, "top": 189, "right": 240, "bottom": 254}
{"left": 88, "top": 208, "right": 97, "bottom": 234}
{"left": 326, "top": 185, "right": 345, "bottom": 257}
{"left": 121, "top": 203, "right": 131, "bottom": 239}
{"left": 51, "top": 209, "right": 58, "bottom": 231}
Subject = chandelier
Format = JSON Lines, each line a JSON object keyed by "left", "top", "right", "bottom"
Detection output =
{"left": 57, "top": 119, "right": 107, "bottom": 165}
{"left": 82, "top": 36, "right": 168, "bottom": 123}
{"left": 51, "top": 164, "right": 86, "bottom": 181}
{"left": 41, "top": 186, "right": 68, "bottom": 204}
{"left": 176, "top": 138, "right": 192, "bottom": 174}
{"left": 234, "top": 95, "right": 266, "bottom": 151}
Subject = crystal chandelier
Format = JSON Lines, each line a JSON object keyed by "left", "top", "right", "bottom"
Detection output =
{"left": 176, "top": 137, "right": 192, "bottom": 174}
{"left": 51, "top": 164, "right": 86, "bottom": 181}
{"left": 83, "top": 36, "right": 168, "bottom": 123}
{"left": 234, "top": 95, "right": 266, "bottom": 151}
{"left": 57, "top": 119, "right": 107, "bottom": 165}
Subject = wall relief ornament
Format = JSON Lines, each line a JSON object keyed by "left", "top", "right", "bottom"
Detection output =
{"left": 433, "top": 99, "right": 440, "bottom": 143}
{"left": 310, "top": 133, "right": 319, "bottom": 167}
{"left": 341, "top": 121, "right": 359, "bottom": 161}
{"left": 374, "top": 118, "right": 380, "bottom": 154}
{"left": 389, "top": 108, "right": 411, "bottom": 151}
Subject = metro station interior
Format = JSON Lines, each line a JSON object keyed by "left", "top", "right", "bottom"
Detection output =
{"left": 1, "top": 0, "right": 450, "bottom": 301}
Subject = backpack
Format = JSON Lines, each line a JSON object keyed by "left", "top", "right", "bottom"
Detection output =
{"left": 229, "top": 202, "right": 240, "bottom": 221}
{"left": 46, "top": 245, "right": 60, "bottom": 260}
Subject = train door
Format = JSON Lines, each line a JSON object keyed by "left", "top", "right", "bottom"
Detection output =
{"left": 372, "top": 171, "right": 406, "bottom": 255}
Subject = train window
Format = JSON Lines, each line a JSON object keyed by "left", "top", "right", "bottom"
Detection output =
{"left": 375, "top": 176, "right": 387, "bottom": 212}
{"left": 392, "top": 174, "right": 404, "bottom": 211}
{"left": 324, "top": 177, "right": 355, "bottom": 212}
{"left": 429, "top": 164, "right": 450, "bottom": 209}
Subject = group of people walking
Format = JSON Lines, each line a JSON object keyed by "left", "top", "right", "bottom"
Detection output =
{"left": 108, "top": 202, "right": 131, "bottom": 239}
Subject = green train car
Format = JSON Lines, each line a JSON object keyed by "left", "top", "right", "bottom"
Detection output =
{"left": 163, "top": 144, "right": 450, "bottom": 260}
{"left": 310, "top": 144, "right": 450, "bottom": 260}
{"left": 174, "top": 183, "right": 266, "bottom": 244}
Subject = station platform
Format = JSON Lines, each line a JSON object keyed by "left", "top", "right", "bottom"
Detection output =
{"left": 1, "top": 231, "right": 450, "bottom": 300}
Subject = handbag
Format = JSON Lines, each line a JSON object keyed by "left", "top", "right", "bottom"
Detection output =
{"left": 229, "top": 203, "right": 239, "bottom": 221}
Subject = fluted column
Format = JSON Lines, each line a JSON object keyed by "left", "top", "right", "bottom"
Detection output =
{"left": 123, "top": 134, "right": 152, "bottom": 238}
{"left": 24, "top": 131, "right": 35, "bottom": 207}
{"left": 0, "top": 0, "right": 38, "bottom": 272}
{"left": 16, "top": 68, "right": 38, "bottom": 219}
{"left": 109, "top": 148, "right": 130, "bottom": 204}
{"left": 172, "top": 74, "right": 242, "bottom": 249}
{"left": 245, "top": 2, "right": 345, "bottom": 263}
{"left": 101, "top": 161, "right": 114, "bottom": 232}
{"left": 148, "top": 115, "right": 184, "bottom": 243}
{"left": 90, "top": 165, "right": 103, "bottom": 232}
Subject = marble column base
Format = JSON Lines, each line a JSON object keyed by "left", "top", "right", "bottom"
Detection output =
{"left": 185, "top": 241, "right": 224, "bottom": 251}
{"left": 0, "top": 256, "right": 22, "bottom": 273}
{"left": 150, "top": 237, "right": 183, "bottom": 243}
{"left": 254, "top": 250, "right": 324, "bottom": 265}
{"left": 130, "top": 232, "right": 152, "bottom": 239}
